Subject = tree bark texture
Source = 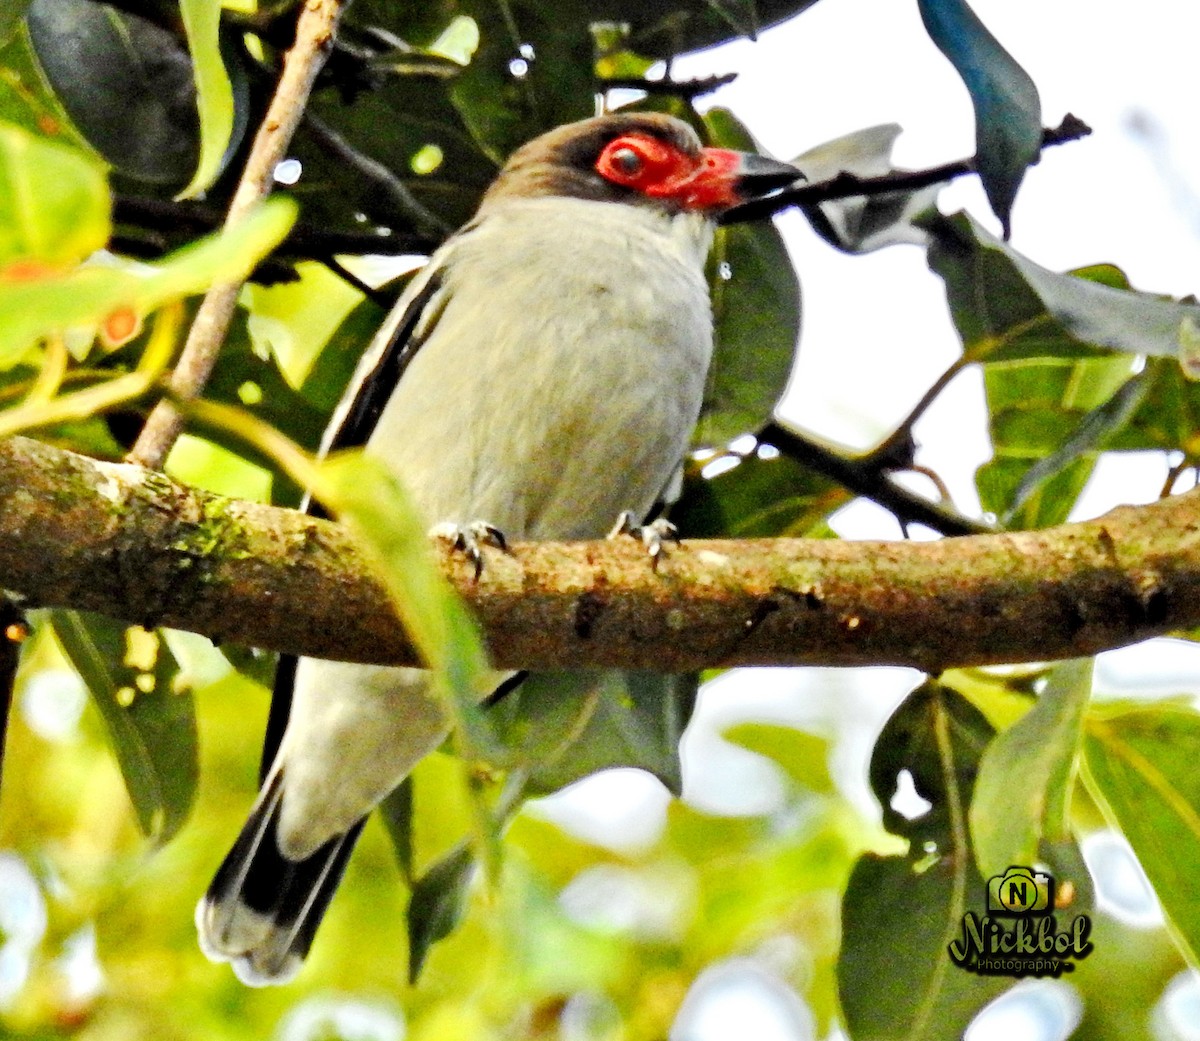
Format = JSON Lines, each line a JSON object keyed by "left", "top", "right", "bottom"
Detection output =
{"left": 0, "top": 436, "right": 1195, "bottom": 673}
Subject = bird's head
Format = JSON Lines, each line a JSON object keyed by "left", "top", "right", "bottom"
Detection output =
{"left": 480, "top": 112, "right": 801, "bottom": 216}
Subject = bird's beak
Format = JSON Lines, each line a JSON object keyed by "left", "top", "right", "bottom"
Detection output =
{"left": 683, "top": 149, "right": 803, "bottom": 212}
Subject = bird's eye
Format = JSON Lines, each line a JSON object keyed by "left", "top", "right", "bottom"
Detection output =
{"left": 610, "top": 147, "right": 643, "bottom": 176}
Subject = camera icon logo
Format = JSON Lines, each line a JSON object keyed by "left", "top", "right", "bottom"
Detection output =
{"left": 987, "top": 866, "right": 1054, "bottom": 915}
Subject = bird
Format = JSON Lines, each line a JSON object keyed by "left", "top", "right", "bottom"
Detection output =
{"left": 196, "top": 110, "right": 801, "bottom": 985}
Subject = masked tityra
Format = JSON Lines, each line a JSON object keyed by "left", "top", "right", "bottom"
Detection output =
{"left": 196, "top": 111, "right": 801, "bottom": 984}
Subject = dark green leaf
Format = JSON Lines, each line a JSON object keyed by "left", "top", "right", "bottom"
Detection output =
{"left": 794, "top": 124, "right": 940, "bottom": 253}
{"left": 50, "top": 610, "right": 198, "bottom": 842}
{"left": 846, "top": 681, "right": 1005, "bottom": 1040}
{"left": 840, "top": 852, "right": 1007, "bottom": 1041}
{"left": 672, "top": 451, "right": 848, "bottom": 538}
{"left": 490, "top": 670, "right": 697, "bottom": 795}
{"left": 698, "top": 114, "right": 800, "bottom": 447}
{"left": 378, "top": 777, "right": 414, "bottom": 883}
{"left": 929, "top": 212, "right": 1200, "bottom": 362}
{"left": 916, "top": 0, "right": 1041, "bottom": 234}
{"left": 970, "top": 659, "right": 1092, "bottom": 879}
{"left": 407, "top": 840, "right": 475, "bottom": 982}
{"left": 26, "top": 0, "right": 200, "bottom": 185}
{"left": 870, "top": 678, "right": 994, "bottom": 843}
{"left": 450, "top": 2, "right": 594, "bottom": 164}
{"left": 704, "top": 0, "right": 759, "bottom": 38}
{"left": 300, "top": 294, "right": 391, "bottom": 414}
{"left": 1083, "top": 703, "right": 1200, "bottom": 966}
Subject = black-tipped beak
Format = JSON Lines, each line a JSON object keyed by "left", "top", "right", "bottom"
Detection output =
{"left": 730, "top": 152, "right": 805, "bottom": 199}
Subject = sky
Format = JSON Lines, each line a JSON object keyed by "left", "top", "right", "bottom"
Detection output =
{"left": 534, "top": 4, "right": 1200, "bottom": 1038}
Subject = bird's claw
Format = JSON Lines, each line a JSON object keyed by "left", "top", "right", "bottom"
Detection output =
{"left": 430, "top": 520, "right": 508, "bottom": 579}
{"left": 607, "top": 511, "right": 679, "bottom": 569}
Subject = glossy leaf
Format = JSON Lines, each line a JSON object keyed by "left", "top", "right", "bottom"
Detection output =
{"left": 177, "top": 0, "right": 234, "bottom": 198}
{"left": 313, "top": 452, "right": 499, "bottom": 759}
{"left": 26, "top": 0, "right": 200, "bottom": 185}
{"left": 50, "top": 610, "right": 198, "bottom": 842}
{"left": 697, "top": 108, "right": 801, "bottom": 446}
{"left": 870, "top": 678, "right": 994, "bottom": 843}
{"left": 491, "top": 670, "right": 698, "bottom": 795}
{"left": 0, "top": 197, "right": 296, "bottom": 363}
{"left": 672, "top": 450, "right": 848, "bottom": 538}
{"left": 795, "top": 123, "right": 940, "bottom": 253}
{"left": 977, "top": 353, "right": 1136, "bottom": 528}
{"left": 929, "top": 212, "right": 1200, "bottom": 363}
{"left": 1083, "top": 703, "right": 1200, "bottom": 967}
{"left": 0, "top": 119, "right": 108, "bottom": 268}
{"left": 845, "top": 680, "right": 1006, "bottom": 1040}
{"left": 916, "top": 0, "right": 1040, "bottom": 234}
{"left": 970, "top": 659, "right": 1092, "bottom": 879}
{"left": 840, "top": 852, "right": 1007, "bottom": 1041}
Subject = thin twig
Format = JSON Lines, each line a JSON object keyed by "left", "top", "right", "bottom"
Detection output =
{"left": 759, "top": 419, "right": 992, "bottom": 537}
{"left": 127, "top": 0, "right": 347, "bottom": 470}
{"left": 721, "top": 114, "right": 1093, "bottom": 225}
{"left": 599, "top": 72, "right": 738, "bottom": 100}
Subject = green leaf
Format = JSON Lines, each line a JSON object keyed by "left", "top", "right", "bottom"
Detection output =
{"left": 0, "top": 196, "right": 296, "bottom": 364}
{"left": 0, "top": 26, "right": 86, "bottom": 146}
{"left": 977, "top": 353, "right": 1136, "bottom": 528}
{"left": 26, "top": 0, "right": 200, "bottom": 185}
{"left": 378, "top": 777, "right": 415, "bottom": 883}
{"left": 870, "top": 678, "right": 994, "bottom": 843}
{"left": 50, "top": 610, "right": 198, "bottom": 843}
{"left": 0, "top": 119, "right": 108, "bottom": 268}
{"left": 407, "top": 840, "right": 475, "bottom": 982}
{"left": 723, "top": 722, "right": 834, "bottom": 794}
{"left": 672, "top": 451, "right": 848, "bottom": 538}
{"left": 794, "top": 124, "right": 940, "bottom": 253}
{"left": 313, "top": 452, "right": 499, "bottom": 760}
{"left": 177, "top": 0, "right": 234, "bottom": 198}
{"left": 1083, "top": 703, "right": 1200, "bottom": 967}
{"left": 929, "top": 212, "right": 1200, "bottom": 362}
{"left": 916, "top": 0, "right": 1041, "bottom": 234}
{"left": 970, "top": 658, "right": 1092, "bottom": 879}
{"left": 491, "top": 670, "right": 698, "bottom": 795}
{"left": 0, "top": 0, "right": 32, "bottom": 45}
{"left": 704, "top": 0, "right": 759, "bottom": 38}
{"left": 695, "top": 110, "right": 800, "bottom": 447}
{"left": 840, "top": 852, "right": 1007, "bottom": 1041}
{"left": 844, "top": 680, "right": 1006, "bottom": 1040}
{"left": 450, "top": 1, "right": 594, "bottom": 164}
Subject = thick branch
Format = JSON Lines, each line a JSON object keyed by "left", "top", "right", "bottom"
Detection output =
{"left": 1, "top": 438, "right": 1197, "bottom": 674}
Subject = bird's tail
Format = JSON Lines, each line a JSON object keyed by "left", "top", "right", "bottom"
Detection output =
{"left": 196, "top": 769, "right": 364, "bottom": 986}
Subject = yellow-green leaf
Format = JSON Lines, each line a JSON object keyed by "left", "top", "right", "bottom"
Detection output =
{"left": 0, "top": 119, "right": 109, "bottom": 267}
{"left": 177, "top": 0, "right": 233, "bottom": 199}
{"left": 0, "top": 196, "right": 295, "bottom": 363}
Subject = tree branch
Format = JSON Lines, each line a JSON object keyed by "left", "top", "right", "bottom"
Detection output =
{"left": 128, "top": 0, "right": 347, "bottom": 470}
{"left": 1, "top": 436, "right": 1196, "bottom": 675}
{"left": 721, "top": 114, "right": 1093, "bottom": 226}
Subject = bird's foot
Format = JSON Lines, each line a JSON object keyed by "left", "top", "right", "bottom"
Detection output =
{"left": 430, "top": 520, "right": 508, "bottom": 579}
{"left": 607, "top": 511, "right": 679, "bottom": 569}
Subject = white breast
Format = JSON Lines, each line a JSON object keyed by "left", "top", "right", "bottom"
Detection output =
{"left": 366, "top": 196, "right": 716, "bottom": 539}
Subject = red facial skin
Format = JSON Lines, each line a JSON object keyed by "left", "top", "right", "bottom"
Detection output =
{"left": 595, "top": 133, "right": 746, "bottom": 211}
